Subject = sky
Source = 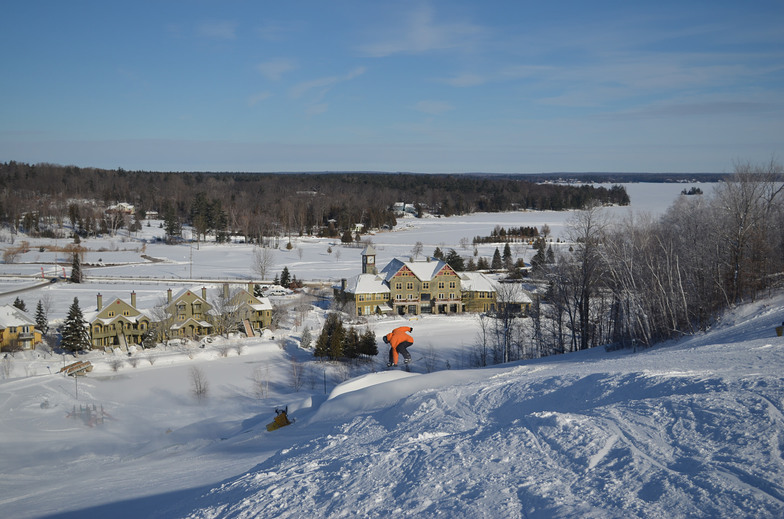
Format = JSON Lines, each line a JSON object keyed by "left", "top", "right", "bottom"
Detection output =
{"left": 1, "top": 0, "right": 782, "bottom": 173}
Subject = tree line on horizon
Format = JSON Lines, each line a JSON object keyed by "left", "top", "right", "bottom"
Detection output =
{"left": 0, "top": 161, "right": 629, "bottom": 242}
{"left": 519, "top": 160, "right": 784, "bottom": 359}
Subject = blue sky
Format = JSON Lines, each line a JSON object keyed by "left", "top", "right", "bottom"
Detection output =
{"left": 1, "top": 1, "right": 782, "bottom": 173}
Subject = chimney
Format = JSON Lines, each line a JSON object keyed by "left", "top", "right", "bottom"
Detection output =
{"left": 131, "top": 291, "right": 136, "bottom": 308}
{"left": 167, "top": 288, "right": 172, "bottom": 303}
{"left": 202, "top": 287, "right": 207, "bottom": 300}
{"left": 97, "top": 293, "right": 103, "bottom": 310}
{"left": 341, "top": 278, "right": 347, "bottom": 291}
{"left": 223, "top": 283, "right": 229, "bottom": 300}
{"left": 248, "top": 281, "right": 254, "bottom": 294}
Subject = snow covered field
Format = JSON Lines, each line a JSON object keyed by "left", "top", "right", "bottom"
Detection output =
{"left": 6, "top": 181, "right": 780, "bottom": 519}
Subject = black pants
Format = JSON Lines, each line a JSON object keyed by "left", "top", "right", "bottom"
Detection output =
{"left": 389, "top": 341, "right": 412, "bottom": 364}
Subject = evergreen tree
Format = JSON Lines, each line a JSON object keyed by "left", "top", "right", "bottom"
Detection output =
{"left": 253, "top": 283, "right": 263, "bottom": 298}
{"left": 531, "top": 239, "right": 547, "bottom": 272}
{"left": 491, "top": 247, "right": 503, "bottom": 270}
{"left": 433, "top": 247, "right": 444, "bottom": 260}
{"left": 35, "top": 300, "right": 48, "bottom": 336}
{"left": 280, "top": 266, "right": 291, "bottom": 288}
{"left": 444, "top": 249, "right": 465, "bottom": 271}
{"left": 477, "top": 257, "right": 490, "bottom": 270}
{"left": 546, "top": 245, "right": 555, "bottom": 264}
{"left": 70, "top": 253, "right": 82, "bottom": 283}
{"left": 301, "top": 327, "right": 313, "bottom": 350}
{"left": 62, "top": 298, "right": 90, "bottom": 352}
{"left": 503, "top": 242, "right": 513, "bottom": 270}
{"left": 343, "top": 327, "right": 360, "bottom": 359}
{"left": 358, "top": 328, "right": 378, "bottom": 357}
{"left": 13, "top": 297, "right": 26, "bottom": 312}
{"left": 314, "top": 313, "right": 345, "bottom": 360}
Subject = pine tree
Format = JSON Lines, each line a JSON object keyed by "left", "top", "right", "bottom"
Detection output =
{"left": 280, "top": 266, "right": 291, "bottom": 288}
{"left": 343, "top": 327, "right": 360, "bottom": 359}
{"left": 491, "top": 248, "right": 503, "bottom": 270}
{"left": 35, "top": 300, "right": 48, "bottom": 336}
{"left": 502, "top": 242, "right": 513, "bottom": 270}
{"left": 62, "top": 298, "right": 90, "bottom": 352}
{"left": 314, "top": 313, "right": 345, "bottom": 360}
{"left": 358, "top": 328, "right": 378, "bottom": 357}
{"left": 253, "top": 283, "right": 263, "bottom": 298}
{"left": 13, "top": 297, "right": 26, "bottom": 312}
{"left": 70, "top": 253, "right": 82, "bottom": 283}
{"left": 444, "top": 249, "right": 465, "bottom": 271}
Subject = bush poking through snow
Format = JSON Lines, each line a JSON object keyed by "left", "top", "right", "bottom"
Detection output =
{"left": 190, "top": 366, "right": 208, "bottom": 402}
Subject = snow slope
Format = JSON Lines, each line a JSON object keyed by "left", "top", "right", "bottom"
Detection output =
{"left": 4, "top": 294, "right": 780, "bottom": 518}
{"left": 169, "top": 298, "right": 784, "bottom": 519}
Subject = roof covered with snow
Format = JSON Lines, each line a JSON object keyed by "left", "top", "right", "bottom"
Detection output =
{"left": 0, "top": 304, "right": 35, "bottom": 328}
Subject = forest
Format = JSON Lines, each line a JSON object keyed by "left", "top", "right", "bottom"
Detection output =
{"left": 0, "top": 162, "right": 628, "bottom": 242}
{"left": 493, "top": 160, "right": 784, "bottom": 363}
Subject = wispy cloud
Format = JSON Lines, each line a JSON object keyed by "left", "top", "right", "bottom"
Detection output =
{"left": 290, "top": 67, "right": 366, "bottom": 99}
{"left": 247, "top": 91, "right": 272, "bottom": 107}
{"left": 197, "top": 21, "right": 238, "bottom": 40}
{"left": 415, "top": 100, "right": 454, "bottom": 115}
{"left": 256, "top": 58, "right": 297, "bottom": 81}
{"left": 441, "top": 73, "right": 487, "bottom": 87}
{"left": 360, "top": 5, "right": 483, "bottom": 57}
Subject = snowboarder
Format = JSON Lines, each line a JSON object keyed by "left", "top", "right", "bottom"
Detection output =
{"left": 384, "top": 326, "right": 414, "bottom": 367}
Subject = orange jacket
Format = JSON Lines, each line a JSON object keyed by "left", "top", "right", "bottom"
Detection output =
{"left": 385, "top": 326, "right": 413, "bottom": 349}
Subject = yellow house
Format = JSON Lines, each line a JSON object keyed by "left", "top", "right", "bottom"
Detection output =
{"left": 225, "top": 282, "right": 274, "bottom": 335}
{"left": 165, "top": 287, "right": 213, "bottom": 338}
{"left": 88, "top": 292, "right": 151, "bottom": 350}
{"left": 336, "top": 248, "right": 497, "bottom": 317}
{"left": 0, "top": 304, "right": 42, "bottom": 351}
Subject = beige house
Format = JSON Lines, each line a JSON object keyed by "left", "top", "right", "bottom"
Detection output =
{"left": 88, "top": 292, "right": 151, "bottom": 350}
{"left": 166, "top": 287, "right": 213, "bottom": 338}
{"left": 224, "top": 282, "right": 274, "bottom": 335}
{"left": 336, "top": 248, "right": 499, "bottom": 317}
{"left": 0, "top": 305, "right": 42, "bottom": 351}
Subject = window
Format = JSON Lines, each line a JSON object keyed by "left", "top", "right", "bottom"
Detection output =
{"left": 123, "top": 310, "right": 130, "bottom": 316}
{"left": 108, "top": 311, "right": 115, "bottom": 317}
{"left": 395, "top": 282, "right": 402, "bottom": 290}
{"left": 449, "top": 281, "right": 456, "bottom": 289}
{"left": 422, "top": 282, "right": 429, "bottom": 290}
{"left": 396, "top": 294, "right": 403, "bottom": 300}
{"left": 406, "top": 282, "right": 414, "bottom": 290}
{"left": 438, "top": 282, "right": 445, "bottom": 289}
{"left": 358, "top": 294, "right": 365, "bottom": 301}
{"left": 438, "top": 293, "right": 445, "bottom": 300}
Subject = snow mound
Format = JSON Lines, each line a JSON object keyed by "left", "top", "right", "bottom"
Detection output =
{"left": 327, "top": 370, "right": 419, "bottom": 400}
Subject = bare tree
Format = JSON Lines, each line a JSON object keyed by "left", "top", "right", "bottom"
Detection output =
{"left": 190, "top": 366, "right": 209, "bottom": 402}
{"left": 252, "top": 246, "right": 276, "bottom": 281}
{"left": 565, "top": 202, "right": 609, "bottom": 350}
{"left": 251, "top": 365, "right": 269, "bottom": 398}
{"left": 411, "top": 241, "right": 424, "bottom": 259}
{"left": 290, "top": 357, "right": 304, "bottom": 391}
{"left": 210, "top": 288, "right": 241, "bottom": 338}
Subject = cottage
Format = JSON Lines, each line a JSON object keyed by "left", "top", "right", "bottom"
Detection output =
{"left": 0, "top": 305, "right": 41, "bottom": 351}
{"left": 336, "top": 248, "right": 501, "bottom": 317}
{"left": 87, "top": 292, "right": 151, "bottom": 350}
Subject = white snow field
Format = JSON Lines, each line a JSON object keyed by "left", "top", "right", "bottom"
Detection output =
{"left": 5, "top": 181, "right": 781, "bottom": 518}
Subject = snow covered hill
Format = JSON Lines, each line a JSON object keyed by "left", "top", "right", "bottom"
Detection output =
{"left": 169, "top": 298, "right": 784, "bottom": 519}
{"left": 6, "top": 293, "right": 779, "bottom": 519}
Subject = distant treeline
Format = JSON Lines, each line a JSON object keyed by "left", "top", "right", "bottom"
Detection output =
{"left": 480, "top": 172, "right": 724, "bottom": 183}
{"left": 0, "top": 161, "right": 629, "bottom": 241}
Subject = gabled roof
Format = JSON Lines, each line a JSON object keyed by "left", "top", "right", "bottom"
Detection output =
{"left": 170, "top": 287, "right": 208, "bottom": 304}
{"left": 342, "top": 273, "right": 391, "bottom": 294}
{"left": 460, "top": 272, "right": 496, "bottom": 292}
{"left": 494, "top": 282, "right": 533, "bottom": 304}
{"left": 380, "top": 257, "right": 453, "bottom": 283}
{"left": 0, "top": 305, "right": 35, "bottom": 328}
